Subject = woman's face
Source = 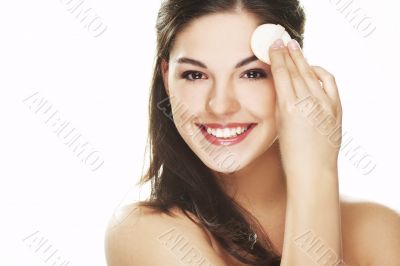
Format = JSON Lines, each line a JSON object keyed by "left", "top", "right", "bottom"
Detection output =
{"left": 161, "top": 11, "right": 278, "bottom": 174}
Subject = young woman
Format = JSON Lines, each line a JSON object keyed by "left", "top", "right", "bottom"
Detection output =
{"left": 105, "top": 0, "right": 400, "bottom": 265}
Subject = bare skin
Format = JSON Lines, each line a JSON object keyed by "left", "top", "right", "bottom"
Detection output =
{"left": 105, "top": 200, "right": 400, "bottom": 266}
{"left": 105, "top": 10, "right": 400, "bottom": 266}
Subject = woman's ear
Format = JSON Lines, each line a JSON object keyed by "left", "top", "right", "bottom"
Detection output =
{"left": 161, "top": 59, "right": 170, "bottom": 96}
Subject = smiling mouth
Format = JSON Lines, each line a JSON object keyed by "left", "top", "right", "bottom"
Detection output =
{"left": 195, "top": 122, "right": 257, "bottom": 146}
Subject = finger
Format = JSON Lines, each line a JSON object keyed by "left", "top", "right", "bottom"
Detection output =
{"left": 269, "top": 39, "right": 297, "bottom": 105}
{"left": 281, "top": 46, "right": 310, "bottom": 100}
{"left": 287, "top": 39, "right": 329, "bottom": 103}
{"left": 311, "top": 66, "right": 341, "bottom": 104}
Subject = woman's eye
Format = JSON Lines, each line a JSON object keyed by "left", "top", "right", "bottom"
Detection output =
{"left": 180, "top": 69, "right": 267, "bottom": 82}
{"left": 181, "top": 71, "right": 207, "bottom": 81}
{"left": 242, "top": 70, "right": 267, "bottom": 81}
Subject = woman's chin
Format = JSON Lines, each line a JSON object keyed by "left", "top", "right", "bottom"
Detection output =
{"left": 199, "top": 154, "right": 247, "bottom": 174}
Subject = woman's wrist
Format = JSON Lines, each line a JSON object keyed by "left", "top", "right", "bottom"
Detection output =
{"left": 285, "top": 167, "right": 340, "bottom": 200}
{"left": 284, "top": 165, "right": 338, "bottom": 182}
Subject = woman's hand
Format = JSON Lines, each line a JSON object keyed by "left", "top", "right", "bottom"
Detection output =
{"left": 269, "top": 39, "right": 344, "bottom": 266}
{"left": 269, "top": 38, "right": 343, "bottom": 178}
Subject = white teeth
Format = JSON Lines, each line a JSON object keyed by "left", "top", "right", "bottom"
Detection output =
{"left": 230, "top": 128, "right": 237, "bottom": 137}
{"left": 223, "top": 128, "right": 230, "bottom": 138}
{"left": 216, "top": 128, "right": 223, "bottom": 138}
{"left": 204, "top": 125, "right": 251, "bottom": 138}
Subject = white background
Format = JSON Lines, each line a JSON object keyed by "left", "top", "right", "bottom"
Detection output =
{"left": 0, "top": 0, "right": 399, "bottom": 265}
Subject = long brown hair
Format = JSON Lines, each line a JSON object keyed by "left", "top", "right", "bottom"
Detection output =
{"left": 137, "top": 0, "right": 306, "bottom": 265}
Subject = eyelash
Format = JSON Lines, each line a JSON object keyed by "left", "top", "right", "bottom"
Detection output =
{"left": 181, "top": 69, "right": 267, "bottom": 82}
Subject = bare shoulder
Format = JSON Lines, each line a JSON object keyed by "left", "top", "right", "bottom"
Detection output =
{"left": 340, "top": 198, "right": 400, "bottom": 266}
{"left": 104, "top": 202, "right": 227, "bottom": 266}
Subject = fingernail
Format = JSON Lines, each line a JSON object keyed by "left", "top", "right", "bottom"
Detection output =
{"left": 271, "top": 38, "right": 284, "bottom": 49}
{"left": 288, "top": 39, "right": 300, "bottom": 51}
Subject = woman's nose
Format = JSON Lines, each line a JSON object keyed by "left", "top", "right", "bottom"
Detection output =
{"left": 206, "top": 81, "right": 240, "bottom": 116}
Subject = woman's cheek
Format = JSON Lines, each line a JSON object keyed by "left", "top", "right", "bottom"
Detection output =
{"left": 237, "top": 83, "right": 276, "bottom": 117}
{"left": 169, "top": 81, "right": 207, "bottom": 133}
{"left": 171, "top": 81, "right": 208, "bottom": 110}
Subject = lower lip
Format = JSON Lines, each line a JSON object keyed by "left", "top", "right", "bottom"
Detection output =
{"left": 197, "top": 124, "right": 257, "bottom": 146}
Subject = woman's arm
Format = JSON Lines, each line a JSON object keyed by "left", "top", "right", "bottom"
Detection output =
{"left": 268, "top": 39, "right": 343, "bottom": 265}
{"left": 267, "top": 39, "right": 400, "bottom": 265}
{"left": 282, "top": 168, "right": 342, "bottom": 265}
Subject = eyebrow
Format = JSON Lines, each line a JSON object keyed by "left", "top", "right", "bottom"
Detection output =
{"left": 175, "top": 55, "right": 259, "bottom": 69}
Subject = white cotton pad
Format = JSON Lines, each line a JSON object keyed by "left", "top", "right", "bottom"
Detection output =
{"left": 250, "top": 24, "right": 292, "bottom": 65}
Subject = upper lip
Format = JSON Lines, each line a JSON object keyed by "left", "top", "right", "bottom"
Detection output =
{"left": 195, "top": 122, "right": 256, "bottom": 129}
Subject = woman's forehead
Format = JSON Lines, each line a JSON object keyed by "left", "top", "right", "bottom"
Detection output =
{"left": 170, "top": 12, "right": 260, "bottom": 66}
